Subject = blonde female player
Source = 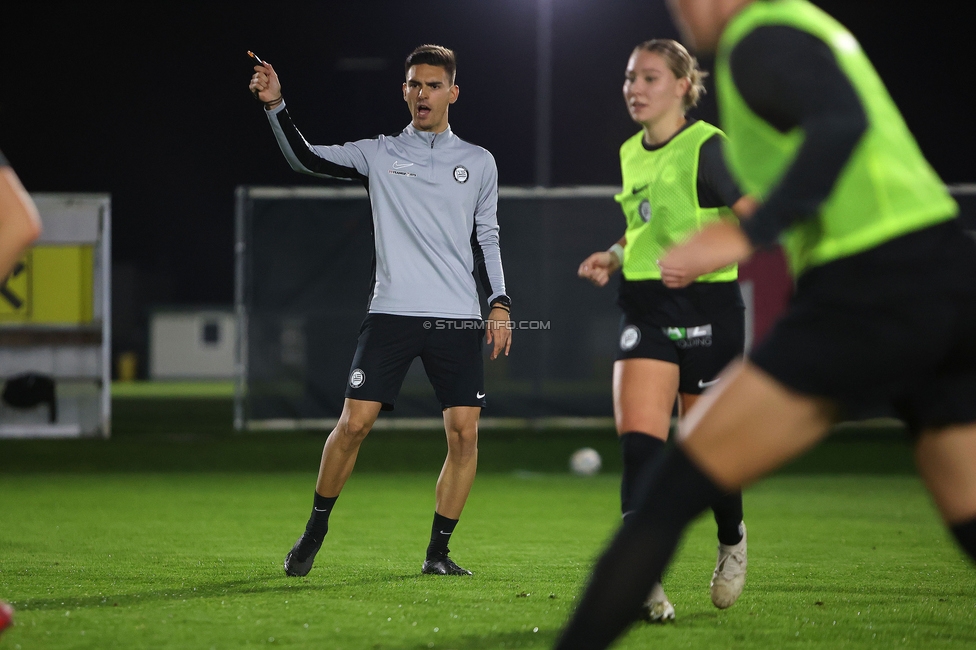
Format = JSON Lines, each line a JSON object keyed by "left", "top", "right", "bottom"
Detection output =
{"left": 577, "top": 39, "right": 753, "bottom": 622}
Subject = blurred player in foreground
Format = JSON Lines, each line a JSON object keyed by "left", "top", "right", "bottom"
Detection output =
{"left": 556, "top": 0, "right": 976, "bottom": 647}
{"left": 0, "top": 148, "right": 42, "bottom": 279}
{"left": 250, "top": 45, "right": 511, "bottom": 577}
{"left": 0, "top": 149, "right": 42, "bottom": 640}
{"left": 577, "top": 38, "right": 751, "bottom": 621}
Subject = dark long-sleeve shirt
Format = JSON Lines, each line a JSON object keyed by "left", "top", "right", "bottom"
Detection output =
{"left": 729, "top": 25, "right": 869, "bottom": 247}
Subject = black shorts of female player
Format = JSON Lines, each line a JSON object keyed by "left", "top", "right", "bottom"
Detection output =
{"left": 616, "top": 279, "right": 745, "bottom": 395}
{"left": 345, "top": 313, "right": 487, "bottom": 411}
{"left": 751, "top": 220, "right": 976, "bottom": 433}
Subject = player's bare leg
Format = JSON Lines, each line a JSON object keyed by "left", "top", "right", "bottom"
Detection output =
{"left": 556, "top": 360, "right": 836, "bottom": 649}
{"left": 423, "top": 406, "right": 480, "bottom": 575}
{"left": 915, "top": 423, "right": 976, "bottom": 561}
{"left": 614, "top": 358, "right": 679, "bottom": 619}
{"left": 614, "top": 360, "right": 676, "bottom": 528}
{"left": 614, "top": 361, "right": 746, "bottom": 616}
{"left": 679, "top": 361, "right": 836, "bottom": 487}
{"left": 614, "top": 358, "right": 678, "bottom": 440}
{"left": 435, "top": 406, "right": 480, "bottom": 518}
{"left": 315, "top": 398, "right": 384, "bottom": 496}
{"left": 284, "top": 398, "right": 382, "bottom": 577}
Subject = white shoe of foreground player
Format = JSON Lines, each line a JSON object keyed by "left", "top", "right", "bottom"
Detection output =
{"left": 642, "top": 582, "right": 675, "bottom": 622}
{"left": 710, "top": 521, "right": 747, "bottom": 609}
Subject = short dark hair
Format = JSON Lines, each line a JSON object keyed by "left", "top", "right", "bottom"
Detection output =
{"left": 404, "top": 44, "right": 457, "bottom": 84}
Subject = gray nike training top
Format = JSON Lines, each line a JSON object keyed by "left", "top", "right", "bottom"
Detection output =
{"left": 266, "top": 102, "right": 507, "bottom": 320}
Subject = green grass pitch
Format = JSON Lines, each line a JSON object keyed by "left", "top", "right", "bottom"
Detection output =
{"left": 1, "top": 398, "right": 974, "bottom": 648}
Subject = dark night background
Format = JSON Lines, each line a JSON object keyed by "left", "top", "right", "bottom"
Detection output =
{"left": 1, "top": 1, "right": 973, "bottom": 375}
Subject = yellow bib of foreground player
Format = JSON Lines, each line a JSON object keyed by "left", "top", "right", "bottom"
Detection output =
{"left": 715, "top": 0, "right": 957, "bottom": 277}
{"left": 615, "top": 121, "right": 737, "bottom": 282}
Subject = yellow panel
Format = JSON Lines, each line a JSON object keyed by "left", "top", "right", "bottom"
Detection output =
{"left": 0, "top": 250, "right": 33, "bottom": 323}
{"left": 0, "top": 251, "right": 31, "bottom": 320}
{"left": 0, "top": 245, "right": 94, "bottom": 324}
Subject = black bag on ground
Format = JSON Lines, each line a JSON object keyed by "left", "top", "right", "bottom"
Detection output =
{"left": 2, "top": 373, "right": 57, "bottom": 423}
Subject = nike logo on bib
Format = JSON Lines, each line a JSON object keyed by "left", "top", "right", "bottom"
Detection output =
{"left": 476, "top": 392, "right": 486, "bottom": 399}
{"left": 698, "top": 378, "right": 720, "bottom": 389}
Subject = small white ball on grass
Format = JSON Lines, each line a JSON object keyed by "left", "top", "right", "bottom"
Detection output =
{"left": 570, "top": 447, "right": 602, "bottom": 476}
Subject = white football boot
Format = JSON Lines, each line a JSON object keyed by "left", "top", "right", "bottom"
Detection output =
{"left": 710, "top": 521, "right": 747, "bottom": 609}
{"left": 643, "top": 582, "right": 675, "bottom": 622}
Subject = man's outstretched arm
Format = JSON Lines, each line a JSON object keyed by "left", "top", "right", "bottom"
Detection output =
{"left": 250, "top": 61, "right": 371, "bottom": 182}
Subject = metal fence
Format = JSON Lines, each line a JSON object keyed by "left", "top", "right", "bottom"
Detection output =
{"left": 235, "top": 185, "right": 976, "bottom": 431}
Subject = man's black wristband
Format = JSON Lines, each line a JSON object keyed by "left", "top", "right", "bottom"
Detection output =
{"left": 489, "top": 295, "right": 512, "bottom": 312}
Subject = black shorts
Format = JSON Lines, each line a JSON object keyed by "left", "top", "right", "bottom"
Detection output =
{"left": 750, "top": 220, "right": 976, "bottom": 434}
{"left": 345, "top": 313, "right": 486, "bottom": 411}
{"left": 616, "top": 280, "right": 745, "bottom": 395}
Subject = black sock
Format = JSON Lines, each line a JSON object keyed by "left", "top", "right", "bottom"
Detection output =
{"left": 950, "top": 517, "right": 976, "bottom": 563}
{"left": 426, "top": 512, "right": 458, "bottom": 558}
{"left": 304, "top": 493, "right": 338, "bottom": 544}
{"left": 712, "top": 490, "right": 744, "bottom": 546}
{"left": 619, "top": 432, "right": 666, "bottom": 521}
{"left": 555, "top": 446, "right": 723, "bottom": 650}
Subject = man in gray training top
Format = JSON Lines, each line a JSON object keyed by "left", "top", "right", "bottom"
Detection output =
{"left": 250, "top": 44, "right": 512, "bottom": 577}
